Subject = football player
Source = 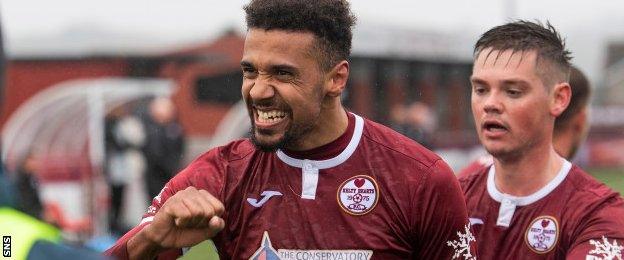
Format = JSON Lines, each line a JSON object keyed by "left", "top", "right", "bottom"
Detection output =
{"left": 105, "top": 0, "right": 474, "bottom": 259}
{"left": 459, "top": 65, "right": 591, "bottom": 176}
{"left": 460, "top": 20, "right": 624, "bottom": 259}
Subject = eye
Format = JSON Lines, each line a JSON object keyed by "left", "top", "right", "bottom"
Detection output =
{"left": 473, "top": 85, "right": 487, "bottom": 95}
{"left": 242, "top": 67, "right": 258, "bottom": 79}
{"left": 274, "top": 70, "right": 294, "bottom": 81}
{"left": 276, "top": 70, "right": 291, "bottom": 76}
{"left": 506, "top": 89, "right": 522, "bottom": 97}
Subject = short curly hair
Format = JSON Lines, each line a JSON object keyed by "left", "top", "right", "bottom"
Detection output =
{"left": 474, "top": 20, "right": 572, "bottom": 87}
{"left": 244, "top": 0, "right": 356, "bottom": 71}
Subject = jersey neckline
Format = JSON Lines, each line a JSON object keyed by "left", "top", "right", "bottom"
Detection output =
{"left": 276, "top": 113, "right": 364, "bottom": 169}
{"left": 487, "top": 159, "right": 572, "bottom": 206}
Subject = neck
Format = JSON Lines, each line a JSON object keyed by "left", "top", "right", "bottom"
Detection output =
{"left": 493, "top": 145, "right": 564, "bottom": 196}
{"left": 288, "top": 99, "right": 348, "bottom": 151}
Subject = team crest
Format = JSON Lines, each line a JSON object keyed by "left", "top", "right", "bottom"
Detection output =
{"left": 337, "top": 175, "right": 379, "bottom": 215}
{"left": 525, "top": 216, "right": 559, "bottom": 254}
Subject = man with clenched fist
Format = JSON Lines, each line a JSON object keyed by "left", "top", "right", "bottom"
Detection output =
{"left": 105, "top": 0, "right": 475, "bottom": 259}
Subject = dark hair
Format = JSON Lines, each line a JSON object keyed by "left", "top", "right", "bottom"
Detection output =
{"left": 555, "top": 66, "right": 591, "bottom": 132}
{"left": 474, "top": 20, "right": 572, "bottom": 85}
{"left": 244, "top": 0, "right": 356, "bottom": 70}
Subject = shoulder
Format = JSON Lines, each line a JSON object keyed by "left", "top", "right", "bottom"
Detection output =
{"left": 213, "top": 138, "right": 256, "bottom": 162}
{"left": 457, "top": 164, "right": 489, "bottom": 195}
{"left": 458, "top": 154, "right": 492, "bottom": 179}
{"left": 457, "top": 156, "right": 491, "bottom": 188}
{"left": 563, "top": 167, "right": 624, "bottom": 254}
{"left": 563, "top": 165, "right": 624, "bottom": 229}
{"left": 359, "top": 118, "right": 459, "bottom": 194}
{"left": 360, "top": 118, "right": 441, "bottom": 170}
{"left": 565, "top": 165, "right": 622, "bottom": 203}
{"left": 190, "top": 138, "right": 256, "bottom": 165}
{"left": 169, "top": 139, "right": 256, "bottom": 187}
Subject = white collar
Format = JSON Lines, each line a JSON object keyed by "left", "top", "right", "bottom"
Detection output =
{"left": 276, "top": 113, "right": 364, "bottom": 169}
{"left": 487, "top": 159, "right": 572, "bottom": 206}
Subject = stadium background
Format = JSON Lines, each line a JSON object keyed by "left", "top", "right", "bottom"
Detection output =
{"left": 0, "top": 0, "right": 623, "bottom": 257}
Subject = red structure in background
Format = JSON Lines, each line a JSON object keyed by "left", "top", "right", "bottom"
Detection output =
{"left": 2, "top": 59, "right": 129, "bottom": 125}
{"left": 2, "top": 31, "right": 476, "bottom": 152}
{"left": 162, "top": 30, "right": 244, "bottom": 136}
{"left": 1, "top": 31, "right": 247, "bottom": 139}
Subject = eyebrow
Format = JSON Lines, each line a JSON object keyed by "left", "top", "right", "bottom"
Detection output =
{"left": 470, "top": 77, "right": 487, "bottom": 85}
{"left": 470, "top": 77, "right": 530, "bottom": 88}
{"left": 239, "top": 61, "right": 300, "bottom": 73}
{"left": 270, "top": 64, "right": 298, "bottom": 72}
{"left": 501, "top": 78, "right": 530, "bottom": 88}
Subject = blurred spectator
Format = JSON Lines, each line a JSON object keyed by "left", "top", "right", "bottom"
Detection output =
{"left": 105, "top": 105, "right": 146, "bottom": 235}
{"left": 15, "top": 151, "right": 43, "bottom": 219}
{"left": 0, "top": 18, "right": 108, "bottom": 259}
{"left": 142, "top": 97, "right": 185, "bottom": 200}
{"left": 390, "top": 102, "right": 437, "bottom": 149}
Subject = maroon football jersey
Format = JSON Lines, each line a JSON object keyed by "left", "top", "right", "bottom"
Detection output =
{"left": 459, "top": 161, "right": 624, "bottom": 259}
{"left": 457, "top": 154, "right": 493, "bottom": 179}
{"left": 106, "top": 113, "right": 475, "bottom": 259}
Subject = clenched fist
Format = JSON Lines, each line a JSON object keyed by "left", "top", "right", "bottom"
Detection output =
{"left": 128, "top": 187, "right": 225, "bottom": 259}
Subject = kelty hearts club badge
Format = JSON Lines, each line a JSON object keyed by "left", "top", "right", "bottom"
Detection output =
{"left": 525, "top": 216, "right": 559, "bottom": 254}
{"left": 337, "top": 175, "right": 380, "bottom": 215}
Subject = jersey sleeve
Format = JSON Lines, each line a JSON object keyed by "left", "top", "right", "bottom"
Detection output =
{"left": 566, "top": 197, "right": 624, "bottom": 260}
{"left": 104, "top": 147, "right": 227, "bottom": 260}
{"left": 411, "top": 159, "right": 477, "bottom": 259}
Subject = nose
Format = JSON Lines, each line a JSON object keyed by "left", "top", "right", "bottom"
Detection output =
{"left": 248, "top": 74, "right": 275, "bottom": 101}
{"left": 482, "top": 92, "right": 503, "bottom": 114}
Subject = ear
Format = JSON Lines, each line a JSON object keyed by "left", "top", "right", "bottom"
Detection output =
{"left": 325, "top": 60, "right": 349, "bottom": 97}
{"left": 550, "top": 82, "right": 571, "bottom": 117}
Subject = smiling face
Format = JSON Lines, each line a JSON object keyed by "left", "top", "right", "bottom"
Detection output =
{"left": 471, "top": 48, "right": 568, "bottom": 160}
{"left": 241, "top": 29, "right": 329, "bottom": 151}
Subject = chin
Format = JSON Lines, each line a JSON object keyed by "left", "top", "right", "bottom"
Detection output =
{"left": 250, "top": 129, "right": 289, "bottom": 152}
{"left": 485, "top": 146, "right": 521, "bottom": 161}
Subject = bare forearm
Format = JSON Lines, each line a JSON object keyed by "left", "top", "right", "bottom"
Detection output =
{"left": 127, "top": 227, "right": 164, "bottom": 260}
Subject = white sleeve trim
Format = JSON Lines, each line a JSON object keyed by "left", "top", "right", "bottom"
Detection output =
{"left": 139, "top": 216, "right": 154, "bottom": 225}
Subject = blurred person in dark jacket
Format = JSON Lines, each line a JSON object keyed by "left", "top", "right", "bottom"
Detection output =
{"left": 15, "top": 151, "right": 43, "bottom": 219}
{"left": 105, "top": 105, "right": 146, "bottom": 235}
{"left": 142, "top": 97, "right": 185, "bottom": 200}
{"left": 0, "top": 20, "right": 108, "bottom": 260}
{"left": 390, "top": 102, "right": 437, "bottom": 149}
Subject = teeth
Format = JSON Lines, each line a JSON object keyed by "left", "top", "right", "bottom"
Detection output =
{"left": 257, "top": 110, "right": 287, "bottom": 123}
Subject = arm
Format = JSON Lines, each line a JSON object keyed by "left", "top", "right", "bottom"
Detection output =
{"left": 566, "top": 197, "right": 624, "bottom": 260}
{"left": 104, "top": 148, "right": 227, "bottom": 260}
{"left": 105, "top": 186, "right": 224, "bottom": 260}
{"left": 412, "top": 159, "right": 477, "bottom": 259}
{"left": 125, "top": 187, "right": 225, "bottom": 260}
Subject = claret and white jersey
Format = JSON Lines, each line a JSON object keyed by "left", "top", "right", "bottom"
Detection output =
{"left": 460, "top": 160, "right": 624, "bottom": 259}
{"left": 106, "top": 112, "right": 475, "bottom": 259}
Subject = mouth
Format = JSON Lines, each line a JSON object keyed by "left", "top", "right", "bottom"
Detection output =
{"left": 482, "top": 120, "right": 508, "bottom": 136}
{"left": 254, "top": 108, "right": 290, "bottom": 127}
